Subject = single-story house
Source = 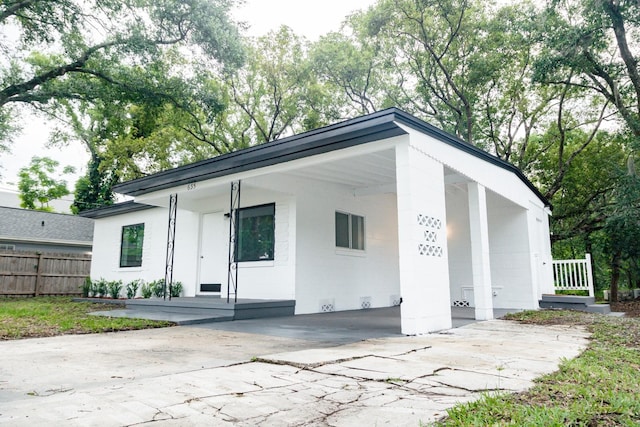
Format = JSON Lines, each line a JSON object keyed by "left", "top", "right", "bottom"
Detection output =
{"left": 81, "top": 108, "right": 554, "bottom": 334}
{"left": 0, "top": 206, "right": 94, "bottom": 254}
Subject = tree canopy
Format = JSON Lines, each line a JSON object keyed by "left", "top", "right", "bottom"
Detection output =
{"left": 17, "top": 156, "right": 73, "bottom": 211}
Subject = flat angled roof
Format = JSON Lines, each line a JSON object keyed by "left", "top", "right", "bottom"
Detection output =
{"left": 112, "top": 108, "right": 549, "bottom": 207}
{"left": 79, "top": 201, "right": 155, "bottom": 219}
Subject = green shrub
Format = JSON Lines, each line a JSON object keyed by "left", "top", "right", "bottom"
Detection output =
{"left": 170, "top": 281, "right": 183, "bottom": 298}
{"left": 152, "top": 279, "right": 166, "bottom": 298}
{"left": 107, "top": 280, "right": 123, "bottom": 299}
{"left": 126, "top": 279, "right": 142, "bottom": 299}
{"left": 95, "top": 278, "right": 108, "bottom": 298}
{"left": 140, "top": 283, "right": 153, "bottom": 298}
{"left": 81, "top": 277, "right": 92, "bottom": 298}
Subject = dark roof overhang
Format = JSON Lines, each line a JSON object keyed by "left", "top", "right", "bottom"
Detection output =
{"left": 113, "top": 112, "right": 406, "bottom": 197}
{"left": 110, "top": 108, "right": 550, "bottom": 208}
{"left": 79, "top": 201, "right": 155, "bottom": 219}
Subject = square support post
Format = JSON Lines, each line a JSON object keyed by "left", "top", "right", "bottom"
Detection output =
{"left": 396, "top": 141, "right": 452, "bottom": 334}
{"left": 467, "top": 182, "right": 493, "bottom": 320}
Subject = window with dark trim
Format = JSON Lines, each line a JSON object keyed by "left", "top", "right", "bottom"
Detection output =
{"left": 236, "top": 203, "right": 275, "bottom": 262}
{"left": 335, "top": 212, "right": 365, "bottom": 250}
{"left": 120, "top": 223, "right": 144, "bottom": 267}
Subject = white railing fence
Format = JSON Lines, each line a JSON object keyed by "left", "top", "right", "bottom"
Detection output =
{"left": 552, "top": 253, "right": 595, "bottom": 297}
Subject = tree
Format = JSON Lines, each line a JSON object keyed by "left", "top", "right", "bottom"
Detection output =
{"left": 18, "top": 156, "right": 74, "bottom": 211}
{"left": 0, "top": 0, "right": 244, "bottom": 109}
{"left": 309, "top": 30, "right": 391, "bottom": 117}
{"left": 0, "top": 0, "right": 245, "bottom": 176}
{"left": 350, "top": 0, "right": 494, "bottom": 143}
{"left": 70, "top": 152, "right": 117, "bottom": 214}
{"left": 535, "top": 0, "right": 640, "bottom": 140}
{"left": 225, "top": 26, "right": 323, "bottom": 145}
{"left": 603, "top": 157, "right": 640, "bottom": 301}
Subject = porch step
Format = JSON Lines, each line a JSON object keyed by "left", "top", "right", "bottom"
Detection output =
{"left": 122, "top": 297, "right": 295, "bottom": 321}
{"left": 87, "top": 297, "right": 295, "bottom": 324}
{"left": 539, "top": 294, "right": 610, "bottom": 314}
{"left": 585, "top": 304, "right": 611, "bottom": 314}
{"left": 89, "top": 309, "right": 233, "bottom": 325}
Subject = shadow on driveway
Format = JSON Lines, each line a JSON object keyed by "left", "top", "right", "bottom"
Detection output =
{"left": 192, "top": 306, "right": 522, "bottom": 345}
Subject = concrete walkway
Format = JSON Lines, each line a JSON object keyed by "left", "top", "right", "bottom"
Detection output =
{"left": 0, "top": 318, "right": 588, "bottom": 426}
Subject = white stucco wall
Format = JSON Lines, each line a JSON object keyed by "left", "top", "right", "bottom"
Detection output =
{"left": 226, "top": 191, "right": 297, "bottom": 300}
{"left": 90, "top": 207, "right": 200, "bottom": 292}
{"left": 294, "top": 178, "right": 400, "bottom": 314}
{"left": 445, "top": 184, "right": 473, "bottom": 303}
{"left": 486, "top": 200, "right": 535, "bottom": 309}
{"left": 445, "top": 184, "right": 549, "bottom": 310}
{"left": 174, "top": 191, "right": 295, "bottom": 299}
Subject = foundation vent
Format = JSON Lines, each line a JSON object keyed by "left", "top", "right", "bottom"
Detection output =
{"left": 360, "top": 297, "right": 371, "bottom": 310}
{"left": 320, "top": 299, "right": 335, "bottom": 312}
{"left": 390, "top": 295, "right": 402, "bottom": 306}
{"left": 452, "top": 300, "right": 470, "bottom": 307}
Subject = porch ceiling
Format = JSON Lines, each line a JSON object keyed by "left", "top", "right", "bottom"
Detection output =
{"left": 283, "top": 149, "right": 397, "bottom": 189}
{"left": 282, "top": 149, "right": 463, "bottom": 194}
{"left": 134, "top": 147, "right": 467, "bottom": 210}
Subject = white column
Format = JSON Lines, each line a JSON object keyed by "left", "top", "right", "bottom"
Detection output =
{"left": 396, "top": 140, "right": 452, "bottom": 334}
{"left": 467, "top": 182, "right": 493, "bottom": 320}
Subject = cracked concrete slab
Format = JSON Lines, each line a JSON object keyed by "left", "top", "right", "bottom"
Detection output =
{"left": 0, "top": 319, "right": 589, "bottom": 426}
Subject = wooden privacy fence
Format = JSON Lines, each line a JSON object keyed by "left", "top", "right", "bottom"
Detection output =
{"left": 552, "top": 253, "right": 595, "bottom": 297}
{"left": 0, "top": 251, "right": 91, "bottom": 296}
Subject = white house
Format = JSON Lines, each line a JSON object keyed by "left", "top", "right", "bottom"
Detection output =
{"left": 81, "top": 108, "right": 554, "bottom": 334}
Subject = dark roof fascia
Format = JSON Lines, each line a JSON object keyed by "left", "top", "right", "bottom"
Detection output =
{"left": 79, "top": 201, "right": 156, "bottom": 219}
{"left": 389, "top": 109, "right": 551, "bottom": 208}
{"left": 113, "top": 112, "right": 407, "bottom": 197}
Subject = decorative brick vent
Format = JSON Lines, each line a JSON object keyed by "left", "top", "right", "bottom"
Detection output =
{"left": 360, "top": 297, "right": 371, "bottom": 309}
{"left": 417, "top": 213, "right": 443, "bottom": 257}
{"left": 417, "top": 214, "right": 442, "bottom": 229}
{"left": 418, "top": 244, "right": 443, "bottom": 257}
{"left": 320, "top": 299, "right": 335, "bottom": 312}
{"left": 452, "top": 300, "right": 470, "bottom": 307}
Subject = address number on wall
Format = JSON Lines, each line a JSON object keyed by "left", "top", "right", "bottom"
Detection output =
{"left": 187, "top": 182, "right": 197, "bottom": 191}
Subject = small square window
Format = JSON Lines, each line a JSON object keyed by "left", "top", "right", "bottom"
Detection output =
{"left": 120, "top": 223, "right": 144, "bottom": 268}
{"left": 335, "top": 212, "right": 365, "bottom": 250}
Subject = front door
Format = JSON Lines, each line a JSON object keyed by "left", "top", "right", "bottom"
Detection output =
{"left": 198, "top": 212, "right": 228, "bottom": 295}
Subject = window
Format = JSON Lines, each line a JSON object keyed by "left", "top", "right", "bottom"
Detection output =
{"left": 335, "top": 212, "right": 365, "bottom": 250}
{"left": 0, "top": 244, "right": 15, "bottom": 251}
{"left": 120, "top": 223, "right": 144, "bottom": 267}
{"left": 236, "top": 203, "right": 275, "bottom": 262}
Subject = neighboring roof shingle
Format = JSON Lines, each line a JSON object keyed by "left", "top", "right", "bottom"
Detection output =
{"left": 0, "top": 207, "right": 94, "bottom": 243}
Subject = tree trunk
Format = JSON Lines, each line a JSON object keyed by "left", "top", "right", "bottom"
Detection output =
{"left": 610, "top": 250, "right": 622, "bottom": 302}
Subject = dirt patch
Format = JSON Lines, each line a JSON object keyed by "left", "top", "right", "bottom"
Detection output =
{"left": 610, "top": 298, "right": 640, "bottom": 317}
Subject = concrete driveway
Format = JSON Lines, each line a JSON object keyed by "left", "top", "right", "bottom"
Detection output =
{"left": 0, "top": 311, "right": 589, "bottom": 426}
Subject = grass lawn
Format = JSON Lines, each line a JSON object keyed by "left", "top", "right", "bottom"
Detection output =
{"left": 0, "top": 296, "right": 173, "bottom": 340}
{"left": 438, "top": 310, "right": 640, "bottom": 426}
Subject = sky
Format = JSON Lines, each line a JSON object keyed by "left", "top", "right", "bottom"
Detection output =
{"left": 0, "top": 0, "right": 377, "bottom": 192}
